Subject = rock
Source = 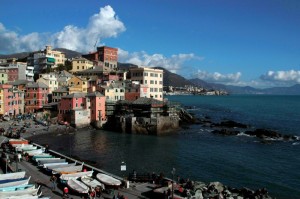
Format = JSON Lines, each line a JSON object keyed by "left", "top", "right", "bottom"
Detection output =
{"left": 214, "top": 120, "right": 248, "bottom": 128}
{"left": 208, "top": 181, "right": 224, "bottom": 193}
{"left": 212, "top": 129, "right": 240, "bottom": 136}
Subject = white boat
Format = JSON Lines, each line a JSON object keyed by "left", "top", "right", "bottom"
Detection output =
{"left": 11, "top": 144, "right": 33, "bottom": 148}
{"left": 96, "top": 173, "right": 122, "bottom": 186}
{"left": 25, "top": 149, "right": 44, "bottom": 156}
{"left": 0, "top": 185, "right": 40, "bottom": 197}
{"left": 81, "top": 176, "right": 105, "bottom": 189}
{"left": 60, "top": 171, "right": 93, "bottom": 181}
{"left": 37, "top": 158, "right": 65, "bottom": 165}
{"left": 35, "top": 157, "right": 60, "bottom": 163}
{"left": 53, "top": 164, "right": 83, "bottom": 175}
{"left": 16, "top": 146, "right": 37, "bottom": 152}
{"left": 0, "top": 177, "right": 31, "bottom": 188}
{"left": 45, "top": 162, "right": 75, "bottom": 170}
{"left": 3, "top": 195, "right": 40, "bottom": 199}
{"left": 0, "top": 171, "right": 26, "bottom": 181}
{"left": 67, "top": 178, "right": 89, "bottom": 193}
{"left": 32, "top": 154, "right": 53, "bottom": 161}
{"left": 0, "top": 184, "right": 35, "bottom": 192}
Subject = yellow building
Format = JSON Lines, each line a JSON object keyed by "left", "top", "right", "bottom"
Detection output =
{"left": 71, "top": 57, "right": 94, "bottom": 73}
{"left": 68, "top": 76, "right": 88, "bottom": 94}
{"left": 129, "top": 67, "right": 163, "bottom": 101}
{"left": 0, "top": 72, "right": 8, "bottom": 84}
{"left": 0, "top": 88, "right": 4, "bottom": 115}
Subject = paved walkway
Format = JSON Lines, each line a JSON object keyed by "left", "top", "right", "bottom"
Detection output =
{"left": 1, "top": 150, "right": 157, "bottom": 199}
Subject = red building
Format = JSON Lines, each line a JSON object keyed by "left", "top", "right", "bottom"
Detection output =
{"left": 0, "top": 67, "right": 19, "bottom": 82}
{"left": 0, "top": 84, "right": 23, "bottom": 116}
{"left": 25, "top": 82, "right": 49, "bottom": 113}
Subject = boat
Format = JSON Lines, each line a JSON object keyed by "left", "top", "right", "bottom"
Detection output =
{"left": 96, "top": 173, "right": 122, "bottom": 186}
{"left": 0, "top": 185, "right": 40, "bottom": 197}
{"left": 3, "top": 196, "right": 40, "bottom": 199}
{"left": 67, "top": 178, "right": 89, "bottom": 193}
{"left": 0, "top": 184, "right": 35, "bottom": 192}
{"left": 25, "top": 149, "right": 44, "bottom": 156}
{"left": 32, "top": 154, "right": 53, "bottom": 161}
{"left": 0, "top": 171, "right": 26, "bottom": 181}
{"left": 37, "top": 158, "right": 66, "bottom": 166}
{"left": 16, "top": 146, "right": 37, "bottom": 152}
{"left": 81, "top": 176, "right": 105, "bottom": 189}
{"left": 0, "top": 177, "right": 31, "bottom": 188}
{"left": 35, "top": 157, "right": 60, "bottom": 163}
{"left": 9, "top": 139, "right": 28, "bottom": 145}
{"left": 44, "top": 162, "right": 76, "bottom": 170}
{"left": 11, "top": 144, "right": 33, "bottom": 148}
{"left": 52, "top": 164, "right": 84, "bottom": 175}
{"left": 60, "top": 171, "right": 93, "bottom": 182}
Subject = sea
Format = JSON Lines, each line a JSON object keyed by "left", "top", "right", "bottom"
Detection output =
{"left": 30, "top": 95, "right": 300, "bottom": 199}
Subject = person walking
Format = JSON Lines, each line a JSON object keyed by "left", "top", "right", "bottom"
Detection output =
{"left": 50, "top": 175, "right": 57, "bottom": 191}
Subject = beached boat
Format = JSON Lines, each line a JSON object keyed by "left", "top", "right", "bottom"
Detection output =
{"left": 60, "top": 171, "right": 93, "bottom": 182}
{"left": 44, "top": 162, "right": 75, "bottom": 170}
{"left": 81, "top": 176, "right": 105, "bottom": 189}
{"left": 67, "top": 178, "right": 89, "bottom": 193}
{"left": 3, "top": 195, "right": 40, "bottom": 199}
{"left": 0, "top": 171, "right": 26, "bottom": 181}
{"left": 0, "top": 185, "right": 40, "bottom": 197}
{"left": 11, "top": 144, "right": 33, "bottom": 148}
{"left": 16, "top": 146, "right": 37, "bottom": 152}
{"left": 52, "top": 164, "right": 83, "bottom": 175}
{"left": 0, "top": 184, "right": 35, "bottom": 192}
{"left": 32, "top": 154, "right": 53, "bottom": 161}
{"left": 25, "top": 149, "right": 44, "bottom": 156}
{"left": 37, "top": 159, "right": 66, "bottom": 166}
{"left": 9, "top": 139, "right": 28, "bottom": 145}
{"left": 96, "top": 173, "right": 122, "bottom": 186}
{"left": 35, "top": 157, "right": 60, "bottom": 163}
{"left": 0, "top": 177, "right": 31, "bottom": 188}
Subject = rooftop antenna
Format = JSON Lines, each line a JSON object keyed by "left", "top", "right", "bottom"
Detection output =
{"left": 94, "top": 39, "right": 98, "bottom": 49}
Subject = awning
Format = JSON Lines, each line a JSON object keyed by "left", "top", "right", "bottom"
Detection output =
{"left": 47, "top": 57, "right": 55, "bottom": 63}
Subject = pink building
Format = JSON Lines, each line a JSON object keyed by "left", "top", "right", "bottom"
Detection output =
{"left": 0, "top": 84, "right": 23, "bottom": 116}
{"left": 86, "top": 92, "right": 106, "bottom": 122}
{"left": 57, "top": 92, "right": 106, "bottom": 128}
{"left": 25, "top": 82, "right": 49, "bottom": 113}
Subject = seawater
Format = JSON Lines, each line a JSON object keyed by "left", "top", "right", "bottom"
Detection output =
{"left": 30, "top": 95, "right": 300, "bottom": 199}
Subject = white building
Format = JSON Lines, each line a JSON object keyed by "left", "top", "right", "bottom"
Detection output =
{"left": 36, "top": 73, "right": 58, "bottom": 93}
{"left": 129, "top": 67, "right": 163, "bottom": 101}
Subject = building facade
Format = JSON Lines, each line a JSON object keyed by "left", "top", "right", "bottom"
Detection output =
{"left": 129, "top": 67, "right": 163, "bottom": 101}
{"left": 25, "top": 82, "right": 49, "bottom": 113}
{"left": 37, "top": 73, "right": 58, "bottom": 93}
{"left": 71, "top": 57, "right": 94, "bottom": 73}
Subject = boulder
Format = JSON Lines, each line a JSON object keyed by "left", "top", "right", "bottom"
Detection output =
{"left": 212, "top": 129, "right": 240, "bottom": 136}
{"left": 214, "top": 120, "right": 248, "bottom": 128}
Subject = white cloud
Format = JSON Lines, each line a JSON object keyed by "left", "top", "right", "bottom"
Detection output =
{"left": 192, "top": 70, "right": 242, "bottom": 84}
{"left": 0, "top": 5, "right": 125, "bottom": 54}
{"left": 260, "top": 70, "right": 300, "bottom": 85}
{"left": 118, "top": 48, "right": 203, "bottom": 73}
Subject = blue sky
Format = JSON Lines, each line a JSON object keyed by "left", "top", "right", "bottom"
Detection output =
{"left": 0, "top": 0, "right": 300, "bottom": 88}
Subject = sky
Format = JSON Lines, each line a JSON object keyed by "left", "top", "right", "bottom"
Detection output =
{"left": 0, "top": 0, "right": 300, "bottom": 88}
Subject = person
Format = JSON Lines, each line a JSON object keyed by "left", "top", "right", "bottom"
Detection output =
{"left": 50, "top": 175, "right": 57, "bottom": 191}
{"left": 45, "top": 144, "right": 49, "bottom": 153}
{"left": 95, "top": 186, "right": 102, "bottom": 198}
{"left": 89, "top": 188, "right": 96, "bottom": 199}
{"left": 63, "top": 186, "right": 69, "bottom": 198}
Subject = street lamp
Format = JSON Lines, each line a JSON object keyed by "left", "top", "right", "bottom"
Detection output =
{"left": 171, "top": 168, "right": 176, "bottom": 199}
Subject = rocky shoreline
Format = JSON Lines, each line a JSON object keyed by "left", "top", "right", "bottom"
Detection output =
{"left": 194, "top": 117, "right": 299, "bottom": 143}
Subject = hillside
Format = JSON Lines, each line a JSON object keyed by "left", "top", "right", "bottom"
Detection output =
{"left": 154, "top": 67, "right": 194, "bottom": 87}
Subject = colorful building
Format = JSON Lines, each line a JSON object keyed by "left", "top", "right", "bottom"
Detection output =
{"left": 0, "top": 84, "right": 24, "bottom": 116}
{"left": 98, "top": 81, "right": 125, "bottom": 102}
{"left": 71, "top": 57, "right": 94, "bottom": 73}
{"left": 68, "top": 76, "right": 88, "bottom": 94}
{"left": 25, "top": 82, "right": 49, "bottom": 113}
{"left": 37, "top": 73, "right": 58, "bottom": 93}
{"left": 86, "top": 92, "right": 106, "bottom": 123}
{"left": 0, "top": 72, "right": 8, "bottom": 84}
{"left": 129, "top": 67, "right": 163, "bottom": 101}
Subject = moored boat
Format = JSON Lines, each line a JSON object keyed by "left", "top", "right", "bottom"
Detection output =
{"left": 52, "top": 164, "right": 83, "bottom": 175}
{"left": 25, "top": 149, "right": 44, "bottom": 156}
{"left": 60, "top": 171, "right": 93, "bottom": 182}
{"left": 44, "top": 162, "right": 75, "bottom": 170}
{"left": 96, "top": 173, "right": 122, "bottom": 186}
{"left": 81, "top": 176, "right": 105, "bottom": 189}
{"left": 0, "top": 171, "right": 26, "bottom": 181}
{"left": 67, "top": 178, "right": 89, "bottom": 194}
{"left": 0, "top": 184, "right": 35, "bottom": 192}
{"left": 0, "top": 177, "right": 31, "bottom": 188}
{"left": 37, "top": 159, "right": 66, "bottom": 167}
{"left": 0, "top": 185, "right": 40, "bottom": 197}
{"left": 9, "top": 139, "right": 28, "bottom": 145}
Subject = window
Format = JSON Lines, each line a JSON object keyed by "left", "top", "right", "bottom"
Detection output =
{"left": 144, "top": 80, "right": 147, "bottom": 84}
{"left": 77, "top": 66, "right": 79, "bottom": 69}
{"left": 150, "top": 80, "right": 154, "bottom": 84}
